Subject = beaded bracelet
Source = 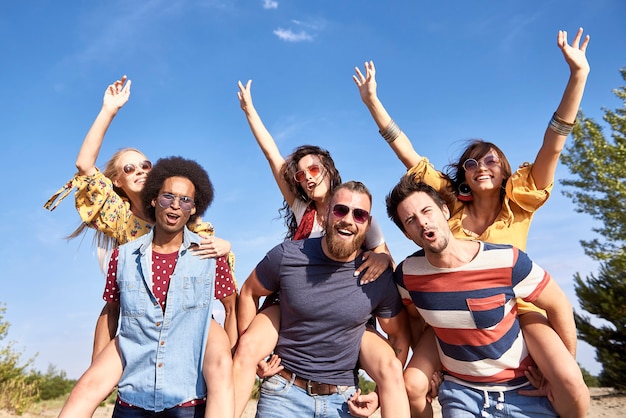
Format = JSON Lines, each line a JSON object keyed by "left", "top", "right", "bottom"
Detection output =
{"left": 379, "top": 119, "right": 402, "bottom": 144}
{"left": 548, "top": 112, "right": 576, "bottom": 136}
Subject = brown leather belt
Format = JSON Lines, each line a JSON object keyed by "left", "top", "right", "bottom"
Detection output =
{"left": 278, "top": 369, "right": 340, "bottom": 396}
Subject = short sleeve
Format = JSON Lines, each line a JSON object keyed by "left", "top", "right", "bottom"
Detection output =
{"left": 407, "top": 158, "right": 454, "bottom": 196}
{"left": 255, "top": 243, "right": 285, "bottom": 292}
{"left": 364, "top": 216, "right": 385, "bottom": 250}
{"left": 505, "top": 163, "right": 552, "bottom": 213}
{"left": 214, "top": 256, "right": 237, "bottom": 300}
{"left": 102, "top": 248, "right": 121, "bottom": 302}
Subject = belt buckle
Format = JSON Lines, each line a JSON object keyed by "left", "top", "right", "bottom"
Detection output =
{"left": 306, "top": 380, "right": 316, "bottom": 396}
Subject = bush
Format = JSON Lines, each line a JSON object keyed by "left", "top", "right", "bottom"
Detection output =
{"left": 0, "top": 304, "right": 39, "bottom": 414}
{"left": 26, "top": 365, "right": 76, "bottom": 401}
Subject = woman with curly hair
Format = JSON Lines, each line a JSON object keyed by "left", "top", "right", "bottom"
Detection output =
{"left": 233, "top": 80, "right": 409, "bottom": 418}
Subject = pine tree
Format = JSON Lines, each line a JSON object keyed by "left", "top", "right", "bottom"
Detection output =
{"left": 560, "top": 67, "right": 626, "bottom": 390}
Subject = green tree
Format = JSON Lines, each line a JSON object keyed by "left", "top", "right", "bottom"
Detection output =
{"left": 0, "top": 303, "right": 39, "bottom": 413}
{"left": 559, "top": 67, "right": 626, "bottom": 390}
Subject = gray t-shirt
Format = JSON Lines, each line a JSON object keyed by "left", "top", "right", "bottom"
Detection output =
{"left": 255, "top": 237, "right": 403, "bottom": 386}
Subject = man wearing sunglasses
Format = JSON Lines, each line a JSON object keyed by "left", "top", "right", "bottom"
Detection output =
{"left": 237, "top": 181, "right": 410, "bottom": 418}
{"left": 385, "top": 176, "right": 578, "bottom": 418}
{"left": 59, "top": 156, "right": 235, "bottom": 417}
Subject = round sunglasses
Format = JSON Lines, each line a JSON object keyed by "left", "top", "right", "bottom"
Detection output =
{"left": 122, "top": 160, "right": 152, "bottom": 175}
{"left": 462, "top": 154, "right": 499, "bottom": 172}
{"left": 332, "top": 204, "right": 370, "bottom": 224}
{"left": 157, "top": 193, "right": 195, "bottom": 212}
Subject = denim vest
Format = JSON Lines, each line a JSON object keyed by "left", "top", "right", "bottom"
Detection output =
{"left": 116, "top": 226, "right": 216, "bottom": 411}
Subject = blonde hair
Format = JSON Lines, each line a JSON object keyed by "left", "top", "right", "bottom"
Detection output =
{"left": 66, "top": 148, "right": 148, "bottom": 254}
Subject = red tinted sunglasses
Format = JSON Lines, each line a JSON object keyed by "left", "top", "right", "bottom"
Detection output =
{"left": 294, "top": 164, "right": 322, "bottom": 183}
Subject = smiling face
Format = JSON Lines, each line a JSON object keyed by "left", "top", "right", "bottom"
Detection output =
{"left": 294, "top": 154, "right": 331, "bottom": 202}
{"left": 397, "top": 191, "right": 451, "bottom": 254}
{"left": 152, "top": 176, "right": 196, "bottom": 235}
{"left": 463, "top": 148, "right": 505, "bottom": 197}
{"left": 323, "top": 187, "right": 371, "bottom": 261}
{"left": 113, "top": 150, "right": 152, "bottom": 195}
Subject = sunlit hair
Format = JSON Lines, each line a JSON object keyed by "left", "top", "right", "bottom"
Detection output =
{"left": 330, "top": 180, "right": 372, "bottom": 208}
{"left": 66, "top": 148, "right": 148, "bottom": 252}
{"left": 141, "top": 156, "right": 214, "bottom": 224}
{"left": 280, "top": 145, "right": 342, "bottom": 239}
{"left": 103, "top": 148, "right": 146, "bottom": 200}
{"left": 386, "top": 175, "right": 447, "bottom": 233}
{"left": 444, "top": 139, "right": 512, "bottom": 201}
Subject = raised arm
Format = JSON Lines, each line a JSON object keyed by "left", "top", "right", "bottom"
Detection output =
{"left": 75, "top": 76, "right": 131, "bottom": 176}
{"left": 353, "top": 61, "right": 423, "bottom": 169}
{"left": 237, "top": 80, "right": 296, "bottom": 206}
{"left": 532, "top": 28, "right": 590, "bottom": 189}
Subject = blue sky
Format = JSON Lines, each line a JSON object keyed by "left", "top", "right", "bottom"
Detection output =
{"left": 1, "top": 0, "right": 624, "bottom": 379}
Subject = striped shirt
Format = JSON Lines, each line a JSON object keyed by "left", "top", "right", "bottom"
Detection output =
{"left": 395, "top": 242, "right": 550, "bottom": 385}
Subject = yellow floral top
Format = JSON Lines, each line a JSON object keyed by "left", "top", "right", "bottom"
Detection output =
{"left": 44, "top": 170, "right": 236, "bottom": 285}
{"left": 45, "top": 169, "right": 152, "bottom": 244}
{"left": 407, "top": 158, "right": 553, "bottom": 315}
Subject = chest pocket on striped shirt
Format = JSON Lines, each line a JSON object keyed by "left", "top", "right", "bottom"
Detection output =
{"left": 466, "top": 294, "right": 506, "bottom": 329}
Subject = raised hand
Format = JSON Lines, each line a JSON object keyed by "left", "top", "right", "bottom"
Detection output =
{"left": 102, "top": 75, "right": 131, "bottom": 113}
{"left": 352, "top": 61, "right": 378, "bottom": 106}
{"left": 237, "top": 79, "right": 254, "bottom": 112}
{"left": 558, "top": 28, "right": 590, "bottom": 74}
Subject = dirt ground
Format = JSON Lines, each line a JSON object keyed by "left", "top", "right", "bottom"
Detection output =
{"left": 2, "top": 388, "right": 624, "bottom": 417}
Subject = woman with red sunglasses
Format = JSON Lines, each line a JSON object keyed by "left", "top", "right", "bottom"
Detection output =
{"left": 234, "top": 80, "right": 410, "bottom": 418}
{"left": 46, "top": 76, "right": 236, "bottom": 417}
{"left": 352, "top": 28, "right": 591, "bottom": 418}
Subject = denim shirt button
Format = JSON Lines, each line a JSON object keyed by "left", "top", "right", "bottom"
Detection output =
{"left": 156, "top": 322, "right": 161, "bottom": 327}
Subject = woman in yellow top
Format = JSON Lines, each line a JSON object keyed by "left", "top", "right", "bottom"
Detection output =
{"left": 352, "top": 28, "right": 591, "bottom": 418}
{"left": 46, "top": 76, "right": 235, "bottom": 417}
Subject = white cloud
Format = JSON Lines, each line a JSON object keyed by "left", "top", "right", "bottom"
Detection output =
{"left": 273, "top": 28, "right": 313, "bottom": 42}
{"left": 263, "top": 0, "right": 278, "bottom": 9}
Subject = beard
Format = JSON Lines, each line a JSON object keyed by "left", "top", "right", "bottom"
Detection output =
{"left": 424, "top": 236, "right": 449, "bottom": 254}
{"left": 325, "top": 221, "right": 367, "bottom": 259}
{"left": 418, "top": 227, "right": 449, "bottom": 254}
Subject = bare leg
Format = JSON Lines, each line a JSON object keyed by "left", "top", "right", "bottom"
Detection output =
{"left": 204, "top": 318, "right": 235, "bottom": 418}
{"left": 520, "top": 313, "right": 589, "bottom": 418}
{"left": 232, "top": 305, "right": 280, "bottom": 418}
{"left": 404, "top": 327, "right": 440, "bottom": 418}
{"left": 59, "top": 338, "right": 122, "bottom": 418}
{"left": 359, "top": 328, "right": 410, "bottom": 418}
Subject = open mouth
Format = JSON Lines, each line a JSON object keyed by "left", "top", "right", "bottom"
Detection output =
{"left": 423, "top": 229, "right": 436, "bottom": 240}
{"left": 166, "top": 213, "right": 180, "bottom": 224}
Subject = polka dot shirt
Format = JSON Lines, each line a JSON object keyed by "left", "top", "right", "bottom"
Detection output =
{"left": 103, "top": 248, "right": 236, "bottom": 309}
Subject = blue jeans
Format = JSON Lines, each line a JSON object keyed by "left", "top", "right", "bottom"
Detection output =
{"left": 255, "top": 374, "right": 357, "bottom": 418}
{"left": 112, "top": 403, "right": 204, "bottom": 418}
{"left": 439, "top": 380, "right": 557, "bottom": 417}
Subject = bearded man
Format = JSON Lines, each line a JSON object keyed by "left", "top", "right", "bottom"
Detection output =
{"left": 236, "top": 180, "right": 410, "bottom": 418}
